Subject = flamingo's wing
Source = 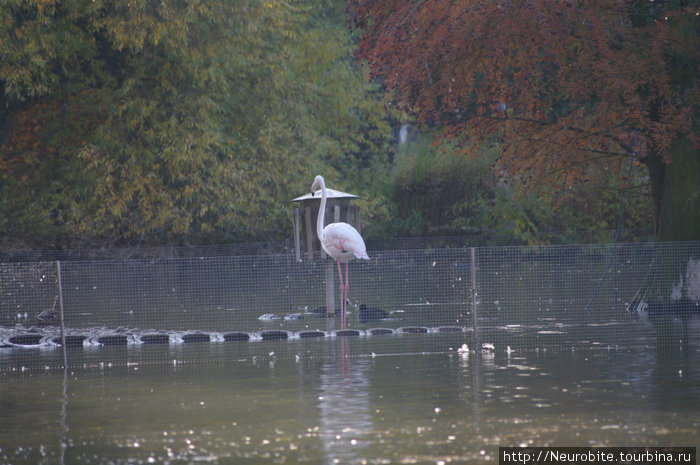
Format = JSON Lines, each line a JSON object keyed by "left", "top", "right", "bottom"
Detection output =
{"left": 321, "top": 222, "right": 369, "bottom": 261}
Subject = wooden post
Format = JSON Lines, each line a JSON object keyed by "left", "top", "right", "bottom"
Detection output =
{"left": 293, "top": 208, "right": 302, "bottom": 262}
{"left": 470, "top": 247, "right": 479, "bottom": 349}
{"left": 325, "top": 262, "right": 335, "bottom": 316}
{"left": 304, "top": 206, "right": 314, "bottom": 259}
{"left": 56, "top": 261, "right": 67, "bottom": 362}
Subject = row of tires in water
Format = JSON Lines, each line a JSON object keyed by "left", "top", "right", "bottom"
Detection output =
{"left": 1, "top": 326, "right": 467, "bottom": 349}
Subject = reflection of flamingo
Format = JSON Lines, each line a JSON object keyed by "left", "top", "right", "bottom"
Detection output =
{"left": 311, "top": 175, "right": 369, "bottom": 328}
{"left": 318, "top": 339, "right": 372, "bottom": 462}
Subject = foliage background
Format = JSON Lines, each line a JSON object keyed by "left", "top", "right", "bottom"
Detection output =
{"left": 0, "top": 0, "right": 666, "bottom": 250}
{"left": 1, "top": 0, "right": 393, "bottom": 248}
{"left": 348, "top": 0, "right": 698, "bottom": 242}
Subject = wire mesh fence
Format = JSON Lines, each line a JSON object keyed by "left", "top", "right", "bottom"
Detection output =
{"left": 2, "top": 238, "right": 700, "bottom": 464}
{"left": 1, "top": 239, "right": 698, "bottom": 367}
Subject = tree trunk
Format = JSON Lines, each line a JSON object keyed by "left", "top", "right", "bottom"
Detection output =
{"left": 649, "top": 138, "right": 700, "bottom": 242}
{"left": 642, "top": 138, "right": 700, "bottom": 319}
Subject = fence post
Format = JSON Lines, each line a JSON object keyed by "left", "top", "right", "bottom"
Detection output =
{"left": 58, "top": 259, "right": 69, "bottom": 464}
{"left": 56, "top": 261, "right": 67, "bottom": 358}
{"left": 470, "top": 247, "right": 479, "bottom": 349}
{"left": 325, "top": 262, "right": 335, "bottom": 316}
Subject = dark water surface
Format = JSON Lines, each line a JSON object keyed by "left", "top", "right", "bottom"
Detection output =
{"left": 1, "top": 328, "right": 699, "bottom": 465}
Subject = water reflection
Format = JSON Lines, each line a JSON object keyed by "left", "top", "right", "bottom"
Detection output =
{"left": 60, "top": 359, "right": 69, "bottom": 465}
{"left": 318, "top": 338, "right": 373, "bottom": 464}
{"left": 1, "top": 330, "right": 699, "bottom": 464}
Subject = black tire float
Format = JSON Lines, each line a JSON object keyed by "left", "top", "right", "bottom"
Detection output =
{"left": 335, "top": 329, "right": 361, "bottom": 337}
{"left": 0, "top": 326, "right": 466, "bottom": 349}
{"left": 9, "top": 334, "right": 43, "bottom": 346}
{"left": 97, "top": 335, "right": 128, "bottom": 346}
{"left": 51, "top": 335, "right": 88, "bottom": 347}
{"left": 400, "top": 326, "right": 429, "bottom": 334}
{"left": 223, "top": 332, "right": 250, "bottom": 342}
{"left": 298, "top": 330, "right": 326, "bottom": 338}
{"left": 260, "top": 330, "right": 289, "bottom": 341}
{"left": 140, "top": 334, "right": 170, "bottom": 344}
{"left": 182, "top": 332, "right": 211, "bottom": 343}
{"left": 367, "top": 328, "right": 394, "bottom": 336}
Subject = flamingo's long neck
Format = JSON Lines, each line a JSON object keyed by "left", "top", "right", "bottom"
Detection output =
{"left": 316, "top": 178, "right": 327, "bottom": 241}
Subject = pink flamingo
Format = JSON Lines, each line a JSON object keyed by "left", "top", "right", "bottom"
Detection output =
{"left": 311, "top": 175, "right": 369, "bottom": 328}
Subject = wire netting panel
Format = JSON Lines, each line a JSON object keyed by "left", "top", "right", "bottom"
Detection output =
{"left": 1, "top": 240, "right": 699, "bottom": 360}
{"left": 2, "top": 240, "right": 700, "bottom": 464}
{"left": 1, "top": 261, "right": 58, "bottom": 325}
{"left": 2, "top": 249, "right": 472, "bottom": 333}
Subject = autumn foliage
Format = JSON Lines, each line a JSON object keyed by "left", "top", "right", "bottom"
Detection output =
{"left": 348, "top": 0, "right": 699, "bottom": 204}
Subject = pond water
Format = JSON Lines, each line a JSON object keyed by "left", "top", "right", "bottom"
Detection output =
{"left": 1, "top": 325, "right": 699, "bottom": 465}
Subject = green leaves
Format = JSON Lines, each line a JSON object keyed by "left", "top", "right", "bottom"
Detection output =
{"left": 1, "top": 0, "right": 391, "bottom": 247}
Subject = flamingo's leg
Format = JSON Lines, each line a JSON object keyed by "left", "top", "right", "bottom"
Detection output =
{"left": 336, "top": 260, "right": 346, "bottom": 328}
{"left": 344, "top": 262, "right": 350, "bottom": 328}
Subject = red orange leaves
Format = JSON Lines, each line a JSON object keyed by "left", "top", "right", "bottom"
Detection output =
{"left": 350, "top": 0, "right": 698, "bottom": 188}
